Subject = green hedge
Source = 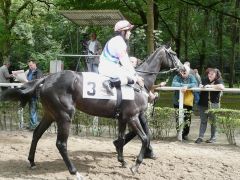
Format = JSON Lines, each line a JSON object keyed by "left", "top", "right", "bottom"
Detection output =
{"left": 209, "top": 108, "right": 240, "bottom": 145}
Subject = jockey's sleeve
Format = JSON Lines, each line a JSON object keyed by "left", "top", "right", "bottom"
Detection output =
{"left": 118, "top": 51, "right": 137, "bottom": 79}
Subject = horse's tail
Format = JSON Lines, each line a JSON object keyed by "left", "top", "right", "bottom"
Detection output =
{"left": 0, "top": 77, "right": 45, "bottom": 107}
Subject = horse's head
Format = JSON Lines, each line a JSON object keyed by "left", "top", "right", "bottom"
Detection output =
{"left": 160, "top": 46, "right": 182, "bottom": 71}
{"left": 136, "top": 46, "right": 183, "bottom": 90}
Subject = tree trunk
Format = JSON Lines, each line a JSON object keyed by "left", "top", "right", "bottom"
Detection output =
{"left": 229, "top": 0, "right": 239, "bottom": 87}
{"left": 147, "top": 0, "right": 154, "bottom": 54}
{"left": 175, "top": 6, "right": 183, "bottom": 58}
{"left": 218, "top": 13, "right": 224, "bottom": 73}
{"left": 183, "top": 4, "right": 189, "bottom": 61}
{"left": 199, "top": 10, "right": 209, "bottom": 74}
{"left": 153, "top": 1, "right": 159, "bottom": 30}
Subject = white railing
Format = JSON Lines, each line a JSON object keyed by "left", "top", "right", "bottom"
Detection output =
{"left": 156, "top": 86, "right": 240, "bottom": 141}
{"left": 1, "top": 83, "right": 240, "bottom": 139}
{"left": 57, "top": 54, "right": 100, "bottom": 57}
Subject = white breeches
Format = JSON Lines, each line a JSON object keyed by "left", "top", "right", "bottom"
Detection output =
{"left": 98, "top": 60, "right": 135, "bottom": 85}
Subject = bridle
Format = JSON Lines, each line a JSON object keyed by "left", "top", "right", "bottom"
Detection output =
{"left": 135, "top": 47, "right": 180, "bottom": 75}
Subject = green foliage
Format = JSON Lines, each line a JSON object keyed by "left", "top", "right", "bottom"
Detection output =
{"left": 72, "top": 111, "right": 117, "bottom": 137}
{"left": 147, "top": 105, "right": 175, "bottom": 139}
{"left": 209, "top": 108, "right": 240, "bottom": 145}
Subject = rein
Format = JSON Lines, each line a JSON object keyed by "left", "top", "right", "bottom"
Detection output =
{"left": 135, "top": 67, "right": 177, "bottom": 75}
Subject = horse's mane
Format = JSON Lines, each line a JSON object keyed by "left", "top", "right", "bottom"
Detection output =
{"left": 137, "top": 45, "right": 167, "bottom": 69}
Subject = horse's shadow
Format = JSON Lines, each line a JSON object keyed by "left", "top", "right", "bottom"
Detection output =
{"left": 0, "top": 150, "right": 136, "bottom": 179}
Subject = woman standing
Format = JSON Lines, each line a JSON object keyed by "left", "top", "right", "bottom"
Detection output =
{"left": 195, "top": 68, "right": 224, "bottom": 144}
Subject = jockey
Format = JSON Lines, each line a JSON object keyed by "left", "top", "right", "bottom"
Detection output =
{"left": 98, "top": 20, "right": 144, "bottom": 95}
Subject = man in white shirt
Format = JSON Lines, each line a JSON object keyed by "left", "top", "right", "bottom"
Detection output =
{"left": 86, "top": 33, "right": 102, "bottom": 73}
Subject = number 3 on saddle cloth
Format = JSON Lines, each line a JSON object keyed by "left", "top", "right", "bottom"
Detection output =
{"left": 82, "top": 72, "right": 134, "bottom": 100}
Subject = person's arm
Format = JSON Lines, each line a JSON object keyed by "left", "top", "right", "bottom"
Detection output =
{"left": 187, "top": 75, "right": 198, "bottom": 88}
{"left": 118, "top": 51, "right": 136, "bottom": 76}
{"left": 205, "top": 82, "right": 224, "bottom": 90}
{"left": 3, "top": 68, "right": 12, "bottom": 79}
{"left": 171, "top": 75, "right": 183, "bottom": 87}
{"left": 36, "top": 69, "right": 43, "bottom": 79}
{"left": 96, "top": 41, "right": 102, "bottom": 55}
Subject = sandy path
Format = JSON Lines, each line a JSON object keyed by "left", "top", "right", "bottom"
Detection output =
{"left": 0, "top": 131, "right": 240, "bottom": 180}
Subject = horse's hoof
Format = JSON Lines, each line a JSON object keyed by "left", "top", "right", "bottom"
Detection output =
{"left": 69, "top": 167, "right": 77, "bottom": 175}
{"left": 76, "top": 172, "right": 84, "bottom": 180}
{"left": 144, "top": 153, "right": 157, "bottom": 160}
{"left": 130, "top": 165, "right": 138, "bottom": 175}
{"left": 29, "top": 162, "right": 36, "bottom": 169}
{"left": 121, "top": 161, "right": 128, "bottom": 168}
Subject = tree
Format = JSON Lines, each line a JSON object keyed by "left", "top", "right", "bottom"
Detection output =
{"left": 229, "top": 0, "right": 240, "bottom": 87}
{"left": 0, "top": 0, "right": 53, "bottom": 62}
{"left": 147, "top": 0, "right": 154, "bottom": 54}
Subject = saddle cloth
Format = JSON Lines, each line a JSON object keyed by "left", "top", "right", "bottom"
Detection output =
{"left": 82, "top": 72, "right": 134, "bottom": 100}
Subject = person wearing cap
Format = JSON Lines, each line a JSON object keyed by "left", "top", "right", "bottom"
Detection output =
{"left": 98, "top": 20, "right": 144, "bottom": 94}
{"left": 0, "top": 58, "right": 13, "bottom": 92}
{"left": 171, "top": 64, "right": 198, "bottom": 140}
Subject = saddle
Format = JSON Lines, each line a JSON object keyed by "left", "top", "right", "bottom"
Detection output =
{"left": 102, "top": 77, "right": 136, "bottom": 118}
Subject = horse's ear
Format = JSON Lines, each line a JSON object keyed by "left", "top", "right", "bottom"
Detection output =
{"left": 165, "top": 42, "right": 171, "bottom": 49}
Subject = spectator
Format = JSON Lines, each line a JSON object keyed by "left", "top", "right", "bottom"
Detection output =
{"left": 26, "top": 59, "right": 43, "bottom": 130}
{"left": 129, "top": 56, "right": 142, "bottom": 68}
{"left": 195, "top": 68, "right": 224, "bottom": 144}
{"left": 184, "top": 62, "right": 201, "bottom": 104}
{"left": 0, "top": 57, "right": 13, "bottom": 92}
{"left": 192, "top": 68, "right": 202, "bottom": 104}
{"left": 86, "top": 32, "right": 102, "bottom": 73}
{"left": 172, "top": 64, "right": 198, "bottom": 140}
{"left": 193, "top": 69, "right": 202, "bottom": 85}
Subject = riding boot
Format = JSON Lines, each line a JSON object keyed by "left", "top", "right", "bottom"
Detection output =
{"left": 127, "top": 77, "right": 134, "bottom": 85}
{"left": 103, "top": 80, "right": 114, "bottom": 96}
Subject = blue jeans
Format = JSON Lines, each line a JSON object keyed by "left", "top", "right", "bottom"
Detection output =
{"left": 87, "top": 62, "right": 99, "bottom": 73}
{"left": 198, "top": 103, "right": 220, "bottom": 140}
{"left": 29, "top": 97, "right": 39, "bottom": 128}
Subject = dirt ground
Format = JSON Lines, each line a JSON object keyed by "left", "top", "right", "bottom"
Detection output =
{"left": 0, "top": 127, "right": 240, "bottom": 180}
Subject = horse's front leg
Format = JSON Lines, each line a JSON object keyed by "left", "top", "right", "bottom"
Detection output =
{"left": 115, "top": 119, "right": 127, "bottom": 168}
{"left": 128, "top": 118, "right": 149, "bottom": 174}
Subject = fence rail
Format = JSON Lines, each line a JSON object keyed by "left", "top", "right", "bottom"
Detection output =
{"left": 1, "top": 83, "right": 240, "bottom": 140}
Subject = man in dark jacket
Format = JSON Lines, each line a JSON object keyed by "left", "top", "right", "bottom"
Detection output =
{"left": 26, "top": 59, "right": 43, "bottom": 130}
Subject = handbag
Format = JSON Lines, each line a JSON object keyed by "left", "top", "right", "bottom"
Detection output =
{"left": 183, "top": 90, "right": 194, "bottom": 106}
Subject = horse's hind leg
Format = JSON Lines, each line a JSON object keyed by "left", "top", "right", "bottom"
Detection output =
{"left": 128, "top": 118, "right": 149, "bottom": 174}
{"left": 114, "top": 112, "right": 155, "bottom": 159}
{"left": 56, "top": 120, "right": 77, "bottom": 174}
{"left": 115, "top": 120, "right": 127, "bottom": 167}
{"left": 28, "top": 116, "right": 52, "bottom": 168}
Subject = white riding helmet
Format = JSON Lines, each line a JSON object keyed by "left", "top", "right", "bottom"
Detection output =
{"left": 114, "top": 20, "right": 134, "bottom": 32}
